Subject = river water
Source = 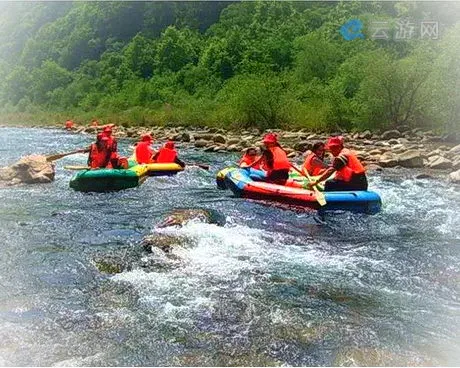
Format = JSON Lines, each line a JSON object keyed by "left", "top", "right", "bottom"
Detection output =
{"left": 0, "top": 127, "right": 459, "bottom": 366}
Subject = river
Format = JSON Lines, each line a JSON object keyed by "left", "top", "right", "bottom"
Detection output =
{"left": 0, "top": 127, "right": 459, "bottom": 366}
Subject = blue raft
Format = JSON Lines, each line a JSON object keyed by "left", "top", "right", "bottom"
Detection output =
{"left": 217, "top": 168, "right": 382, "bottom": 214}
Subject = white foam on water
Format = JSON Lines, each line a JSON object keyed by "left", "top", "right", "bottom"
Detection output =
{"left": 113, "top": 220, "right": 396, "bottom": 325}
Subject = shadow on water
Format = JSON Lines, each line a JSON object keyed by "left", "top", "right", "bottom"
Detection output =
{"left": 0, "top": 128, "right": 459, "bottom": 366}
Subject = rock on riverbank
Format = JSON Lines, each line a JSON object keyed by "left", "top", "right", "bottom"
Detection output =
{"left": 65, "top": 123, "right": 460, "bottom": 181}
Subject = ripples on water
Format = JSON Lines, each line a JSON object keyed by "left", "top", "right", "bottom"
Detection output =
{"left": 0, "top": 127, "right": 459, "bottom": 366}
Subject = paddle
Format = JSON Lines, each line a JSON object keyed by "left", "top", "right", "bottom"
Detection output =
{"left": 186, "top": 163, "right": 209, "bottom": 170}
{"left": 290, "top": 164, "right": 326, "bottom": 206}
{"left": 63, "top": 165, "right": 90, "bottom": 170}
{"left": 46, "top": 149, "right": 85, "bottom": 162}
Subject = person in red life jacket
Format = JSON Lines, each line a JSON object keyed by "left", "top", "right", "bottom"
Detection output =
{"left": 101, "top": 125, "right": 117, "bottom": 152}
{"left": 308, "top": 136, "right": 368, "bottom": 191}
{"left": 135, "top": 134, "right": 156, "bottom": 164}
{"left": 153, "top": 141, "right": 185, "bottom": 167}
{"left": 302, "top": 142, "right": 328, "bottom": 177}
{"left": 83, "top": 133, "right": 111, "bottom": 169}
{"left": 249, "top": 133, "right": 291, "bottom": 184}
{"left": 90, "top": 119, "right": 99, "bottom": 127}
{"left": 239, "top": 147, "right": 260, "bottom": 169}
{"left": 65, "top": 120, "right": 74, "bottom": 130}
{"left": 101, "top": 125, "right": 123, "bottom": 168}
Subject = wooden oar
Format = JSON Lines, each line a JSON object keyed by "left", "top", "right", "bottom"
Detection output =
{"left": 186, "top": 163, "right": 209, "bottom": 170}
{"left": 290, "top": 164, "right": 326, "bottom": 206}
{"left": 63, "top": 165, "right": 90, "bottom": 170}
{"left": 46, "top": 149, "right": 85, "bottom": 162}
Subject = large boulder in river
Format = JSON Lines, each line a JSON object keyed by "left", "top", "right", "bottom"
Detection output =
{"left": 378, "top": 152, "right": 399, "bottom": 167}
{"left": 140, "top": 233, "right": 188, "bottom": 253}
{"left": 0, "top": 155, "right": 55, "bottom": 186}
{"left": 157, "top": 208, "right": 225, "bottom": 228}
{"left": 397, "top": 150, "right": 424, "bottom": 168}
{"left": 428, "top": 156, "right": 453, "bottom": 170}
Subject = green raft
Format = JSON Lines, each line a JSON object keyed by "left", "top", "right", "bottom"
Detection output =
{"left": 69, "top": 165, "right": 148, "bottom": 192}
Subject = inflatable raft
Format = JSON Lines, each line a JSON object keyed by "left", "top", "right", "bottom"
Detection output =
{"left": 128, "top": 158, "right": 184, "bottom": 176}
{"left": 70, "top": 165, "right": 148, "bottom": 192}
{"left": 216, "top": 168, "right": 382, "bottom": 214}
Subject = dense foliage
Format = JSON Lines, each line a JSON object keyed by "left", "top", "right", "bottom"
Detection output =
{"left": 0, "top": 1, "right": 459, "bottom": 132}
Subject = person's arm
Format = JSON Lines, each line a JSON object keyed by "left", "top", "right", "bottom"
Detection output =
{"left": 247, "top": 156, "right": 262, "bottom": 168}
{"left": 308, "top": 167, "right": 335, "bottom": 188}
{"left": 175, "top": 157, "right": 185, "bottom": 168}
{"left": 308, "top": 155, "right": 346, "bottom": 188}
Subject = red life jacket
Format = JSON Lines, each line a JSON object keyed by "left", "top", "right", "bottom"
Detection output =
{"left": 135, "top": 141, "right": 154, "bottom": 164}
{"left": 303, "top": 152, "right": 326, "bottom": 176}
{"left": 269, "top": 146, "right": 291, "bottom": 171}
{"left": 89, "top": 143, "right": 110, "bottom": 169}
{"left": 155, "top": 147, "right": 177, "bottom": 163}
{"left": 65, "top": 120, "right": 74, "bottom": 129}
{"left": 239, "top": 154, "right": 260, "bottom": 169}
{"left": 335, "top": 148, "right": 366, "bottom": 182}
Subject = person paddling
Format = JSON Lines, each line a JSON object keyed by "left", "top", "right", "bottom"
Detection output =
{"left": 249, "top": 133, "right": 291, "bottom": 185}
{"left": 239, "top": 147, "right": 260, "bottom": 169}
{"left": 135, "top": 134, "right": 156, "bottom": 164}
{"left": 302, "top": 142, "right": 328, "bottom": 177}
{"left": 101, "top": 125, "right": 127, "bottom": 168}
{"left": 82, "top": 133, "right": 111, "bottom": 169}
{"left": 153, "top": 141, "right": 185, "bottom": 167}
{"left": 308, "top": 136, "right": 368, "bottom": 191}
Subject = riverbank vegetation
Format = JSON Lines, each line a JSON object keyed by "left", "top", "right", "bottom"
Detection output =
{"left": 0, "top": 1, "right": 459, "bottom": 132}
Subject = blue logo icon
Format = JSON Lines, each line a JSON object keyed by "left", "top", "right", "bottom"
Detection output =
{"left": 340, "top": 19, "right": 365, "bottom": 41}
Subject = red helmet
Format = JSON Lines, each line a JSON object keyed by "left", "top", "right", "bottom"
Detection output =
{"left": 141, "top": 134, "right": 153, "bottom": 142}
{"left": 325, "top": 136, "right": 344, "bottom": 149}
{"left": 263, "top": 133, "right": 278, "bottom": 144}
{"left": 164, "top": 141, "right": 175, "bottom": 149}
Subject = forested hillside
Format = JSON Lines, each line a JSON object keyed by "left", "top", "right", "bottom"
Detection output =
{"left": 0, "top": 1, "right": 459, "bottom": 132}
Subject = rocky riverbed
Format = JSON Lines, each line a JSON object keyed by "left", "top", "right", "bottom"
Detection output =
{"left": 64, "top": 123, "right": 460, "bottom": 183}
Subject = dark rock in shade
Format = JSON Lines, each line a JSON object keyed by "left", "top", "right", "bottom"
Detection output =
{"left": 415, "top": 173, "right": 434, "bottom": 179}
{"left": 194, "top": 139, "right": 208, "bottom": 148}
{"left": 140, "top": 233, "right": 187, "bottom": 253}
{"left": 181, "top": 132, "right": 191, "bottom": 142}
{"left": 381, "top": 129, "right": 401, "bottom": 140}
{"left": 358, "top": 130, "right": 372, "bottom": 139}
{"left": 212, "top": 134, "right": 227, "bottom": 144}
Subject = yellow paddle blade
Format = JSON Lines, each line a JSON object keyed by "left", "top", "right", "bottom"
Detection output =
{"left": 314, "top": 188, "right": 327, "bottom": 206}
